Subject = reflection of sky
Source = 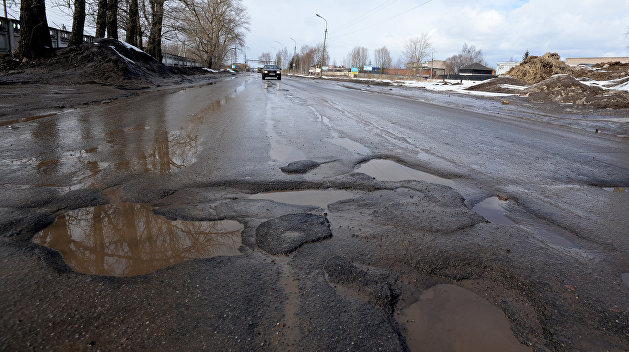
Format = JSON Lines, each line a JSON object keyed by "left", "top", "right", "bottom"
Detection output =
{"left": 33, "top": 203, "right": 244, "bottom": 276}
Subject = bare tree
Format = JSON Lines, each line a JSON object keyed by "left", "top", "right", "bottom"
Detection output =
{"left": 69, "top": 0, "right": 86, "bottom": 46}
{"left": 106, "top": 0, "right": 119, "bottom": 38}
{"left": 170, "top": 0, "right": 249, "bottom": 68}
{"left": 125, "top": 0, "right": 140, "bottom": 46}
{"left": 95, "top": 0, "right": 108, "bottom": 37}
{"left": 258, "top": 52, "right": 272, "bottom": 65}
{"left": 404, "top": 34, "right": 432, "bottom": 76}
{"left": 17, "top": 0, "right": 53, "bottom": 59}
{"left": 298, "top": 45, "right": 316, "bottom": 74}
{"left": 146, "top": 0, "right": 164, "bottom": 60}
{"left": 348, "top": 46, "right": 369, "bottom": 69}
{"left": 445, "top": 43, "right": 486, "bottom": 74}
{"left": 373, "top": 46, "right": 392, "bottom": 70}
{"left": 312, "top": 43, "right": 328, "bottom": 68}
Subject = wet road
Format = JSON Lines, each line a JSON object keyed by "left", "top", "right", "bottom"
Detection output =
{"left": 1, "top": 73, "right": 628, "bottom": 350}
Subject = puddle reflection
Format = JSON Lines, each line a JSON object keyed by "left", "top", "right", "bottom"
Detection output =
{"left": 32, "top": 203, "right": 244, "bottom": 276}
{"left": 355, "top": 159, "right": 454, "bottom": 186}
{"left": 472, "top": 197, "right": 515, "bottom": 225}
{"left": 603, "top": 187, "right": 628, "bottom": 193}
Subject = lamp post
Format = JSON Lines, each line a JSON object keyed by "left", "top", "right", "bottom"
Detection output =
{"left": 315, "top": 13, "right": 327, "bottom": 77}
{"left": 290, "top": 37, "right": 296, "bottom": 73}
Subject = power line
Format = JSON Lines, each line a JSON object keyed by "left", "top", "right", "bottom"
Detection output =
{"left": 336, "top": 0, "right": 400, "bottom": 34}
{"left": 329, "top": 0, "right": 435, "bottom": 41}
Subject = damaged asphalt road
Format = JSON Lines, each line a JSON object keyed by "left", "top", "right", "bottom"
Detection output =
{"left": 1, "top": 74, "right": 628, "bottom": 351}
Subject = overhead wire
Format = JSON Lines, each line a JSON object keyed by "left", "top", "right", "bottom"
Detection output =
{"left": 336, "top": 0, "right": 400, "bottom": 34}
{"left": 329, "top": 0, "right": 435, "bottom": 40}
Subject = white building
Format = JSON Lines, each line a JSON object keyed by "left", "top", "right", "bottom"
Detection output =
{"left": 496, "top": 61, "right": 520, "bottom": 75}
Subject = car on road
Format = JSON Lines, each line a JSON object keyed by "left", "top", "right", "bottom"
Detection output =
{"left": 261, "top": 65, "right": 281, "bottom": 80}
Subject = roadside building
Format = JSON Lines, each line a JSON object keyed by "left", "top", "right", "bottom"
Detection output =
{"left": 459, "top": 63, "right": 495, "bottom": 75}
{"left": 565, "top": 57, "right": 629, "bottom": 66}
{"left": 496, "top": 61, "right": 520, "bottom": 75}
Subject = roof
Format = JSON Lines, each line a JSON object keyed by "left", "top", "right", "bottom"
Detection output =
{"left": 460, "top": 63, "right": 493, "bottom": 71}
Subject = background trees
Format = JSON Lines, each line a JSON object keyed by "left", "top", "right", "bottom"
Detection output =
{"left": 373, "top": 46, "right": 392, "bottom": 70}
{"left": 445, "top": 43, "right": 486, "bottom": 74}
{"left": 403, "top": 34, "right": 431, "bottom": 75}
{"left": 170, "top": 0, "right": 249, "bottom": 68}
{"left": 347, "top": 46, "right": 369, "bottom": 69}
{"left": 17, "top": 0, "right": 53, "bottom": 59}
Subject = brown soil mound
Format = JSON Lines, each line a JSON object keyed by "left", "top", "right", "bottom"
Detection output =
{"left": 0, "top": 38, "right": 211, "bottom": 88}
{"left": 507, "top": 53, "right": 576, "bottom": 84}
{"left": 577, "top": 62, "right": 629, "bottom": 81}
{"left": 523, "top": 74, "right": 629, "bottom": 108}
{"left": 466, "top": 77, "right": 528, "bottom": 93}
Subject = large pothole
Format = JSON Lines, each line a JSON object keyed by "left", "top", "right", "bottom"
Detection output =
{"left": 32, "top": 203, "right": 244, "bottom": 276}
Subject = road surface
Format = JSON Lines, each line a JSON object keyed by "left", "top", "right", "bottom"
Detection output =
{"left": 1, "top": 74, "right": 628, "bottom": 351}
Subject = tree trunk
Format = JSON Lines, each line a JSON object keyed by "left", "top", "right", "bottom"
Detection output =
{"left": 17, "top": 0, "right": 53, "bottom": 59}
{"left": 106, "top": 0, "right": 118, "bottom": 39}
{"left": 125, "top": 0, "right": 139, "bottom": 46}
{"left": 146, "top": 0, "right": 164, "bottom": 61}
{"left": 69, "top": 0, "right": 85, "bottom": 46}
{"left": 95, "top": 0, "right": 107, "bottom": 37}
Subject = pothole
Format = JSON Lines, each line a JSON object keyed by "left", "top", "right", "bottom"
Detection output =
{"left": 396, "top": 284, "right": 530, "bottom": 352}
{"left": 472, "top": 196, "right": 515, "bottom": 225}
{"left": 248, "top": 189, "right": 360, "bottom": 210}
{"left": 473, "top": 197, "right": 578, "bottom": 249}
{"left": 603, "top": 187, "right": 628, "bottom": 193}
{"left": 622, "top": 273, "right": 629, "bottom": 288}
{"left": 355, "top": 159, "right": 454, "bottom": 186}
{"left": 32, "top": 203, "right": 244, "bottom": 276}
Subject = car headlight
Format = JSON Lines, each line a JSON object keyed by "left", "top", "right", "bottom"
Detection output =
{"left": 263, "top": 70, "right": 268, "bottom": 73}
{"left": 277, "top": 71, "right": 281, "bottom": 74}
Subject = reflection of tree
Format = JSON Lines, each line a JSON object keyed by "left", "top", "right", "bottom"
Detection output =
{"left": 33, "top": 203, "right": 243, "bottom": 276}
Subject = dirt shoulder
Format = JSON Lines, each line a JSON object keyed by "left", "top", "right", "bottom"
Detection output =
{"left": 0, "top": 39, "right": 232, "bottom": 123}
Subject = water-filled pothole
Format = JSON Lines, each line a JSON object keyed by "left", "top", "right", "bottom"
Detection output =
{"left": 355, "top": 159, "right": 454, "bottom": 186}
{"left": 397, "top": 284, "right": 530, "bottom": 352}
{"left": 603, "top": 187, "right": 628, "bottom": 193}
{"left": 248, "top": 189, "right": 360, "bottom": 210}
{"left": 472, "top": 197, "right": 515, "bottom": 225}
{"left": 32, "top": 203, "right": 243, "bottom": 276}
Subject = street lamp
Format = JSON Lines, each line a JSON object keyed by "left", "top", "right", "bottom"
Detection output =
{"left": 315, "top": 13, "right": 327, "bottom": 76}
{"left": 290, "top": 37, "right": 296, "bottom": 73}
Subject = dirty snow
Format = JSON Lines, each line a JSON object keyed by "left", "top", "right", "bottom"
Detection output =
{"left": 109, "top": 46, "right": 136, "bottom": 65}
{"left": 203, "top": 68, "right": 218, "bottom": 73}
{"left": 118, "top": 40, "right": 145, "bottom": 54}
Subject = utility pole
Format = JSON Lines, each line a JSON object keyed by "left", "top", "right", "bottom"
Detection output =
{"left": 316, "top": 13, "right": 327, "bottom": 77}
{"left": 290, "top": 37, "right": 296, "bottom": 73}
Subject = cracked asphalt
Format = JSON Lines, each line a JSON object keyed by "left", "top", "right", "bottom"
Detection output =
{"left": 1, "top": 73, "right": 628, "bottom": 351}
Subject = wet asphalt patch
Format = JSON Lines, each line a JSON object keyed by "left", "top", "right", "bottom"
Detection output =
{"left": 255, "top": 213, "right": 332, "bottom": 255}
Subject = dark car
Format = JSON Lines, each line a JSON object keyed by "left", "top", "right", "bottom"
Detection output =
{"left": 261, "top": 65, "right": 281, "bottom": 80}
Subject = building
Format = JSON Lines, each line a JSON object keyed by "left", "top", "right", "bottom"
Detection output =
{"left": 496, "top": 61, "right": 520, "bottom": 75}
{"left": 565, "top": 57, "right": 629, "bottom": 66}
{"left": 459, "top": 63, "right": 494, "bottom": 75}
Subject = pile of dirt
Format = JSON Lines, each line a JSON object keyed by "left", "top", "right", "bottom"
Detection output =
{"left": 0, "top": 38, "right": 212, "bottom": 88}
{"left": 466, "top": 77, "right": 528, "bottom": 94}
{"left": 507, "top": 53, "right": 576, "bottom": 84}
{"left": 575, "top": 62, "right": 629, "bottom": 81}
{"left": 522, "top": 74, "right": 629, "bottom": 108}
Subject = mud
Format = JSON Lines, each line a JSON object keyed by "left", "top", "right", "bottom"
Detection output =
{"left": 248, "top": 189, "right": 359, "bottom": 210}
{"left": 355, "top": 159, "right": 455, "bottom": 187}
{"left": 397, "top": 284, "right": 530, "bottom": 352}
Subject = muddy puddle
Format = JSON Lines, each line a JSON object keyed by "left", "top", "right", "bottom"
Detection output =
{"left": 249, "top": 189, "right": 359, "bottom": 210}
{"left": 32, "top": 203, "right": 243, "bottom": 276}
{"left": 472, "top": 197, "right": 515, "bottom": 225}
{"left": 355, "top": 159, "right": 454, "bottom": 186}
{"left": 397, "top": 284, "right": 530, "bottom": 352}
{"left": 603, "top": 187, "right": 628, "bottom": 193}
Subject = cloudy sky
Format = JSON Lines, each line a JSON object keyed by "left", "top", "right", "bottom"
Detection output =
{"left": 241, "top": 0, "right": 629, "bottom": 67}
{"left": 25, "top": 0, "right": 629, "bottom": 67}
